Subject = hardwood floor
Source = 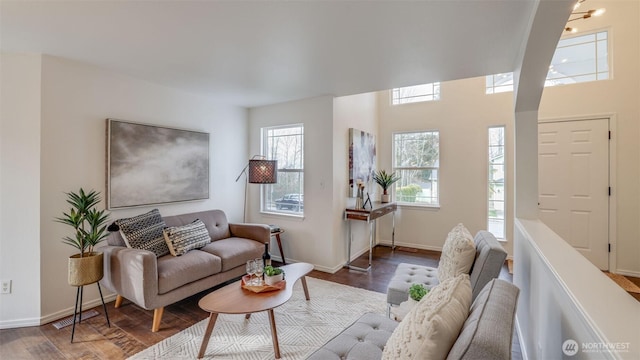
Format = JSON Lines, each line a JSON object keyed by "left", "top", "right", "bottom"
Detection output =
{"left": 0, "top": 246, "right": 511, "bottom": 360}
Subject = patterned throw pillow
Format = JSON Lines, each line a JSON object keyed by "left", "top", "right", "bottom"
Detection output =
{"left": 382, "top": 274, "right": 472, "bottom": 360}
{"left": 163, "top": 219, "right": 211, "bottom": 256}
{"left": 116, "top": 209, "right": 170, "bottom": 258}
{"left": 437, "top": 223, "right": 476, "bottom": 281}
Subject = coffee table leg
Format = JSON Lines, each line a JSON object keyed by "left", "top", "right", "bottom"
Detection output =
{"left": 268, "top": 309, "right": 281, "bottom": 359}
{"left": 301, "top": 276, "right": 310, "bottom": 301}
{"left": 198, "top": 312, "right": 218, "bottom": 359}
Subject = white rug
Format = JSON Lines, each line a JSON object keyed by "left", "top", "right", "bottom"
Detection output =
{"left": 128, "top": 277, "right": 388, "bottom": 359}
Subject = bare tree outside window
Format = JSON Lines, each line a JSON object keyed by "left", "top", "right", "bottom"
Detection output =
{"left": 262, "top": 125, "right": 304, "bottom": 214}
{"left": 393, "top": 131, "right": 439, "bottom": 205}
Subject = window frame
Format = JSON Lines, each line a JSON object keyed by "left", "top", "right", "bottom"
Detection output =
{"left": 487, "top": 125, "right": 506, "bottom": 241}
{"left": 392, "top": 130, "right": 440, "bottom": 208}
{"left": 260, "top": 123, "right": 304, "bottom": 217}
{"left": 391, "top": 83, "right": 441, "bottom": 105}
{"left": 485, "top": 29, "right": 610, "bottom": 94}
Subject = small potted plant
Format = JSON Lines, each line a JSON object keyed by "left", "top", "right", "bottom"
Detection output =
{"left": 264, "top": 265, "right": 285, "bottom": 285}
{"left": 55, "top": 188, "right": 110, "bottom": 286}
{"left": 408, "top": 283, "right": 428, "bottom": 305}
{"left": 373, "top": 170, "right": 401, "bottom": 203}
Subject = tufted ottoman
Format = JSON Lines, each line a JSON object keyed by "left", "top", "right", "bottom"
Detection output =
{"left": 306, "top": 313, "right": 398, "bottom": 360}
{"left": 386, "top": 263, "right": 440, "bottom": 307}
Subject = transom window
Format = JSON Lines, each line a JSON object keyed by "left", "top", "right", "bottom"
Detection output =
{"left": 392, "top": 131, "right": 440, "bottom": 206}
{"left": 488, "top": 126, "right": 506, "bottom": 240}
{"left": 391, "top": 83, "right": 441, "bottom": 105}
{"left": 486, "top": 30, "right": 609, "bottom": 93}
{"left": 261, "top": 124, "right": 304, "bottom": 215}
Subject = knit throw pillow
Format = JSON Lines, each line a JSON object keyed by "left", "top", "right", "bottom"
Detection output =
{"left": 116, "top": 209, "right": 169, "bottom": 258}
{"left": 163, "top": 219, "right": 211, "bottom": 256}
{"left": 382, "top": 274, "right": 472, "bottom": 360}
{"left": 437, "top": 223, "right": 476, "bottom": 281}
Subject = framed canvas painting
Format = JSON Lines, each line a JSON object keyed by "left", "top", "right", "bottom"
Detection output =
{"left": 106, "top": 119, "right": 210, "bottom": 209}
{"left": 349, "top": 128, "right": 376, "bottom": 197}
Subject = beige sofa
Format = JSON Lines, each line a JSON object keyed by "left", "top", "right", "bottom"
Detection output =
{"left": 100, "top": 209, "right": 269, "bottom": 332}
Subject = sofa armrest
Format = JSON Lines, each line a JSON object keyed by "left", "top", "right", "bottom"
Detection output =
{"left": 100, "top": 245, "right": 159, "bottom": 309}
{"left": 229, "top": 223, "right": 270, "bottom": 244}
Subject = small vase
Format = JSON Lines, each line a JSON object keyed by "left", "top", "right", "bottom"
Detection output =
{"left": 381, "top": 194, "right": 390, "bottom": 203}
{"left": 265, "top": 273, "right": 284, "bottom": 285}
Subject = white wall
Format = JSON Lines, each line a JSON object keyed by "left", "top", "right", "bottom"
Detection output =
{"left": 248, "top": 96, "right": 337, "bottom": 271}
{"left": 538, "top": 0, "right": 640, "bottom": 276}
{"left": 376, "top": 78, "right": 516, "bottom": 255}
{"left": 0, "top": 54, "right": 248, "bottom": 327}
{"left": 0, "top": 54, "right": 43, "bottom": 327}
{"left": 332, "top": 93, "right": 378, "bottom": 267}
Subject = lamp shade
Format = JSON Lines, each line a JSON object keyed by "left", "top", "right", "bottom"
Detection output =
{"left": 248, "top": 159, "right": 277, "bottom": 184}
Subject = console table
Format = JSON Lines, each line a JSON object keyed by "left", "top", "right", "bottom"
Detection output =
{"left": 344, "top": 201, "right": 396, "bottom": 271}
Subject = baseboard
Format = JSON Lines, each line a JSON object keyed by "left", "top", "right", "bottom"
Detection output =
{"left": 0, "top": 316, "right": 42, "bottom": 329}
{"left": 515, "top": 316, "right": 529, "bottom": 360}
{"left": 0, "top": 292, "right": 117, "bottom": 329}
{"left": 613, "top": 269, "right": 640, "bottom": 278}
{"left": 377, "top": 240, "right": 442, "bottom": 253}
{"left": 40, "top": 293, "right": 117, "bottom": 326}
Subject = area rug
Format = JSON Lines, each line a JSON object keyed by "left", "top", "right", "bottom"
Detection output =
{"left": 128, "top": 277, "right": 388, "bottom": 360}
{"left": 604, "top": 272, "right": 640, "bottom": 294}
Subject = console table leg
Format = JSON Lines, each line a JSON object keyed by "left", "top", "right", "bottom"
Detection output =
{"left": 198, "top": 312, "right": 218, "bottom": 359}
{"left": 268, "top": 309, "right": 281, "bottom": 359}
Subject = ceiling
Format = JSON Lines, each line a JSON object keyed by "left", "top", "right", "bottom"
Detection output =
{"left": 1, "top": 1, "right": 539, "bottom": 108}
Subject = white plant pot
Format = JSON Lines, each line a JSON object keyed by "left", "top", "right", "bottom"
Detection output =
{"left": 265, "top": 273, "right": 284, "bottom": 285}
{"left": 381, "top": 194, "right": 390, "bottom": 203}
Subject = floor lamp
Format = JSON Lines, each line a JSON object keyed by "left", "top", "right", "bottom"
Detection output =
{"left": 235, "top": 156, "right": 278, "bottom": 222}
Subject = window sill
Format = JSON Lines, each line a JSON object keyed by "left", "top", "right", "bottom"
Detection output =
{"left": 397, "top": 203, "right": 440, "bottom": 210}
{"left": 259, "top": 211, "right": 305, "bottom": 221}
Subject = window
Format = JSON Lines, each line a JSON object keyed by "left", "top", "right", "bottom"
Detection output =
{"left": 393, "top": 131, "right": 439, "bottom": 206}
{"left": 486, "top": 73, "right": 514, "bottom": 94}
{"left": 486, "top": 30, "right": 609, "bottom": 93}
{"left": 488, "top": 126, "right": 506, "bottom": 239}
{"left": 391, "top": 83, "right": 441, "bottom": 105}
{"left": 261, "top": 125, "right": 304, "bottom": 215}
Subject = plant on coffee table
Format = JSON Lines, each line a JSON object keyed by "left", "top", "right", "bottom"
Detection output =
{"left": 409, "top": 283, "right": 428, "bottom": 302}
{"left": 264, "top": 265, "right": 285, "bottom": 285}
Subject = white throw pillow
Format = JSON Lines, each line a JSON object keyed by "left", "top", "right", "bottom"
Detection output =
{"left": 437, "top": 223, "right": 476, "bottom": 281}
{"left": 382, "top": 274, "right": 472, "bottom": 360}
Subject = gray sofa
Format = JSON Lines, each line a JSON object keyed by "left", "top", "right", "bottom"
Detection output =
{"left": 100, "top": 209, "right": 269, "bottom": 332}
{"left": 387, "top": 230, "right": 507, "bottom": 308}
{"left": 308, "top": 279, "right": 520, "bottom": 360}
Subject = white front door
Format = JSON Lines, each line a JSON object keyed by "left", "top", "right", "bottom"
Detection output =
{"left": 538, "top": 119, "right": 609, "bottom": 270}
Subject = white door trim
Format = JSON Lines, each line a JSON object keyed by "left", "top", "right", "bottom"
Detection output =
{"left": 538, "top": 113, "right": 617, "bottom": 273}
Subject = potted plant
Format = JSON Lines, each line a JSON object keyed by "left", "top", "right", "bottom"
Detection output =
{"left": 264, "top": 265, "right": 285, "bottom": 285}
{"left": 55, "top": 188, "right": 110, "bottom": 286}
{"left": 408, "top": 283, "right": 428, "bottom": 305}
{"left": 373, "top": 170, "right": 401, "bottom": 203}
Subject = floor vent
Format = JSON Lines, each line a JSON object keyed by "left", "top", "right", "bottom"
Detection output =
{"left": 52, "top": 309, "right": 100, "bottom": 329}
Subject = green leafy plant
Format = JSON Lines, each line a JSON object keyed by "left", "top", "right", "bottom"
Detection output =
{"left": 409, "top": 284, "right": 428, "bottom": 301}
{"left": 398, "top": 184, "right": 422, "bottom": 202}
{"left": 372, "top": 170, "right": 401, "bottom": 195}
{"left": 55, "top": 188, "right": 110, "bottom": 257}
{"left": 264, "top": 265, "right": 284, "bottom": 276}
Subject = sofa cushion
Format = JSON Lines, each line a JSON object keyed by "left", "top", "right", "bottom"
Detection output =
{"left": 307, "top": 313, "right": 399, "bottom": 360}
{"left": 163, "top": 219, "right": 211, "bottom": 256}
{"left": 468, "top": 231, "right": 508, "bottom": 300}
{"left": 164, "top": 209, "right": 231, "bottom": 241}
{"left": 157, "top": 250, "right": 222, "bottom": 294}
{"left": 438, "top": 223, "right": 476, "bottom": 281}
{"left": 116, "top": 209, "right": 170, "bottom": 257}
{"left": 382, "top": 274, "right": 472, "bottom": 360}
{"left": 200, "top": 237, "right": 263, "bottom": 272}
{"left": 447, "top": 279, "right": 519, "bottom": 360}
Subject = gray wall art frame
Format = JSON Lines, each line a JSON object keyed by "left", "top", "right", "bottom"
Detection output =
{"left": 106, "top": 119, "right": 210, "bottom": 209}
{"left": 348, "top": 128, "right": 376, "bottom": 197}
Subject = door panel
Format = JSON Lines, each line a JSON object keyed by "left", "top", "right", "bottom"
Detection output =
{"left": 538, "top": 119, "right": 609, "bottom": 270}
